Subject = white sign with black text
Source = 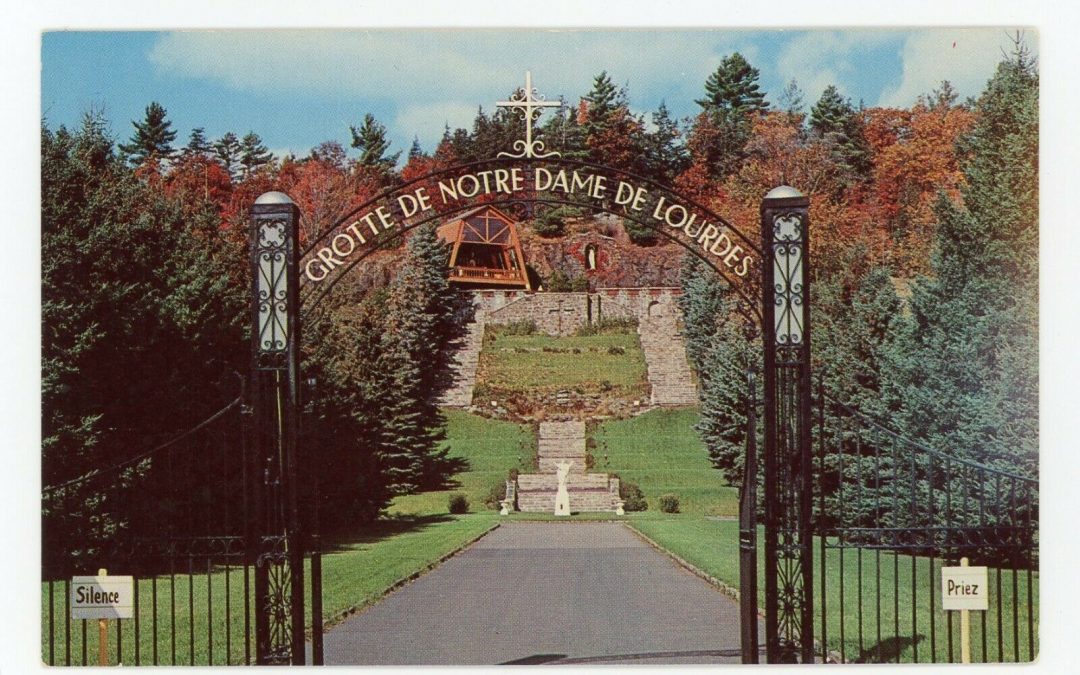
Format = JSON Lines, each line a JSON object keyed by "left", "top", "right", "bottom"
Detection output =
{"left": 941, "top": 565, "right": 988, "bottom": 611}
{"left": 71, "top": 575, "right": 134, "bottom": 620}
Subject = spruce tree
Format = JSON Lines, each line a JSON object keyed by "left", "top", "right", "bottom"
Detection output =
{"left": 118, "top": 101, "right": 177, "bottom": 165}
{"left": 408, "top": 136, "right": 424, "bottom": 160}
{"left": 644, "top": 101, "right": 689, "bottom": 184}
{"left": 678, "top": 254, "right": 759, "bottom": 486}
{"left": 883, "top": 45, "right": 1038, "bottom": 480}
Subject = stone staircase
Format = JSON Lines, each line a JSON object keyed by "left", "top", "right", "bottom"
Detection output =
{"left": 637, "top": 314, "right": 698, "bottom": 407}
{"left": 437, "top": 312, "right": 486, "bottom": 408}
{"left": 516, "top": 421, "right": 620, "bottom": 513}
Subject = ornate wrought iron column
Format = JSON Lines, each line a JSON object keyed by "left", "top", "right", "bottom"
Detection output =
{"left": 760, "top": 186, "right": 814, "bottom": 663}
{"left": 249, "top": 192, "right": 305, "bottom": 665}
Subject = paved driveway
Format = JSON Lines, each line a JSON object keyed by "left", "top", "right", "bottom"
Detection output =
{"left": 322, "top": 522, "right": 759, "bottom": 665}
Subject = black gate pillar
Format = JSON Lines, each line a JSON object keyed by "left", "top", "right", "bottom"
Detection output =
{"left": 760, "top": 186, "right": 814, "bottom": 663}
{"left": 249, "top": 191, "right": 305, "bottom": 665}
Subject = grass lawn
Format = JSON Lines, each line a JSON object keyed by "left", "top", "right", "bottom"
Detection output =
{"left": 389, "top": 410, "right": 535, "bottom": 515}
{"left": 41, "top": 410, "right": 528, "bottom": 666}
{"left": 591, "top": 407, "right": 738, "bottom": 517}
{"left": 628, "top": 518, "right": 1038, "bottom": 664}
{"left": 41, "top": 515, "right": 500, "bottom": 666}
{"left": 474, "top": 326, "right": 648, "bottom": 397}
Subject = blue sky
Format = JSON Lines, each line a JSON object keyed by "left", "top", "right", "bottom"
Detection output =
{"left": 43, "top": 28, "right": 1031, "bottom": 162}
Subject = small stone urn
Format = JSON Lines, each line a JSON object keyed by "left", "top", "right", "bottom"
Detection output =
{"left": 615, "top": 500, "right": 626, "bottom": 516}
{"left": 499, "top": 499, "right": 511, "bottom": 516}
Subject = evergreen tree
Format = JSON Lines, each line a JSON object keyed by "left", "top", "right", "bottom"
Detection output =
{"left": 583, "top": 71, "right": 621, "bottom": 130}
{"left": 696, "top": 53, "right": 768, "bottom": 115}
{"left": 690, "top": 52, "right": 769, "bottom": 180}
{"left": 778, "top": 78, "right": 806, "bottom": 118}
{"left": 883, "top": 45, "right": 1038, "bottom": 480}
{"left": 383, "top": 223, "right": 468, "bottom": 488}
{"left": 214, "top": 132, "right": 242, "bottom": 180}
{"left": 644, "top": 101, "right": 689, "bottom": 184}
{"left": 809, "top": 85, "right": 871, "bottom": 186}
{"left": 42, "top": 112, "right": 247, "bottom": 569}
{"left": 350, "top": 113, "right": 401, "bottom": 174}
{"left": 118, "top": 101, "right": 177, "bottom": 165}
{"left": 539, "top": 101, "right": 588, "bottom": 161}
{"left": 182, "top": 127, "right": 213, "bottom": 158}
{"left": 239, "top": 131, "right": 273, "bottom": 177}
{"left": 678, "top": 254, "right": 759, "bottom": 486}
{"left": 408, "top": 136, "right": 425, "bottom": 160}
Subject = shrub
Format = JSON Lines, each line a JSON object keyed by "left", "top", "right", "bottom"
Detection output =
{"left": 448, "top": 494, "right": 469, "bottom": 514}
{"left": 483, "top": 481, "right": 508, "bottom": 510}
{"left": 624, "top": 218, "right": 660, "bottom": 246}
{"left": 574, "top": 316, "right": 638, "bottom": 337}
{"left": 619, "top": 479, "right": 648, "bottom": 512}
{"left": 501, "top": 319, "right": 537, "bottom": 336}
{"left": 607, "top": 345, "right": 625, "bottom": 355}
{"left": 658, "top": 493, "right": 680, "bottom": 514}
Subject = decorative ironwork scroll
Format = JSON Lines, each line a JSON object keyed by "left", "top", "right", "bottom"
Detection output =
{"left": 760, "top": 187, "right": 814, "bottom": 663}
{"left": 249, "top": 193, "right": 306, "bottom": 665}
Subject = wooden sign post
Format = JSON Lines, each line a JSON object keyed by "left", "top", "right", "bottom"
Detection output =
{"left": 941, "top": 557, "right": 989, "bottom": 663}
{"left": 97, "top": 569, "right": 108, "bottom": 666}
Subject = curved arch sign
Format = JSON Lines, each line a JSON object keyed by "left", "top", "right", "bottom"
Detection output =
{"left": 300, "top": 159, "right": 760, "bottom": 286}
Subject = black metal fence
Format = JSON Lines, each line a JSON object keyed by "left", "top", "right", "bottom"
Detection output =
{"left": 41, "top": 387, "right": 324, "bottom": 666}
{"left": 813, "top": 384, "right": 1038, "bottom": 663}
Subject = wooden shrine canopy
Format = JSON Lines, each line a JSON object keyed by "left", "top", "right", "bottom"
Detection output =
{"left": 436, "top": 205, "right": 532, "bottom": 290}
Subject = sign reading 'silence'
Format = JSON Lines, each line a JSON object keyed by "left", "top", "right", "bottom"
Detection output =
{"left": 71, "top": 575, "right": 135, "bottom": 620}
{"left": 303, "top": 165, "right": 755, "bottom": 283}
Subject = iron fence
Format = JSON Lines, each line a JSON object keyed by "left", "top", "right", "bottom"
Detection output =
{"left": 812, "top": 382, "right": 1038, "bottom": 663}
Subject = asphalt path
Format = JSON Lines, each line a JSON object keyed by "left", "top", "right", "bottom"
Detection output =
{"left": 321, "top": 522, "right": 761, "bottom": 665}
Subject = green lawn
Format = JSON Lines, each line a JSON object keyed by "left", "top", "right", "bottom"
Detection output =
{"left": 475, "top": 327, "right": 648, "bottom": 396}
{"left": 389, "top": 410, "right": 535, "bottom": 515}
{"left": 41, "top": 409, "right": 527, "bottom": 666}
{"left": 629, "top": 518, "right": 1038, "bottom": 664}
{"left": 591, "top": 407, "right": 738, "bottom": 517}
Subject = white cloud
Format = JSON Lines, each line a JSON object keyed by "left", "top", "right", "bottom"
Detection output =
{"left": 877, "top": 29, "right": 1037, "bottom": 107}
{"left": 776, "top": 29, "right": 900, "bottom": 105}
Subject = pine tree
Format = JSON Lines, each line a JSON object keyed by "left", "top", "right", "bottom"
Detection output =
{"left": 214, "top": 132, "right": 242, "bottom": 180}
{"left": 118, "top": 101, "right": 177, "bottom": 165}
{"left": 809, "top": 85, "right": 871, "bottom": 186}
{"left": 239, "top": 131, "right": 273, "bottom": 177}
{"left": 350, "top": 113, "right": 401, "bottom": 174}
{"left": 182, "top": 127, "right": 213, "bottom": 158}
{"left": 690, "top": 53, "right": 769, "bottom": 180}
{"left": 697, "top": 53, "right": 768, "bottom": 115}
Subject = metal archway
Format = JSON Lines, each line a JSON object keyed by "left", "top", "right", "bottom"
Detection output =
{"left": 247, "top": 159, "right": 814, "bottom": 664}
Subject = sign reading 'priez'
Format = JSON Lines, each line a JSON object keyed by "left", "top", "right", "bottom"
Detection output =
{"left": 71, "top": 575, "right": 135, "bottom": 620}
{"left": 303, "top": 165, "right": 756, "bottom": 283}
{"left": 940, "top": 565, "right": 989, "bottom": 611}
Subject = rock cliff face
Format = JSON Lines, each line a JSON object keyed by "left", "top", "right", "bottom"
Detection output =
{"left": 520, "top": 221, "right": 685, "bottom": 289}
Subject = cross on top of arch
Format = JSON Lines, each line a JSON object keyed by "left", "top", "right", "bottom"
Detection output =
{"left": 496, "top": 71, "right": 563, "bottom": 159}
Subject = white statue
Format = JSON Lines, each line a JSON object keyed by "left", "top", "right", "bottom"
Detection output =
{"left": 554, "top": 461, "right": 572, "bottom": 516}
